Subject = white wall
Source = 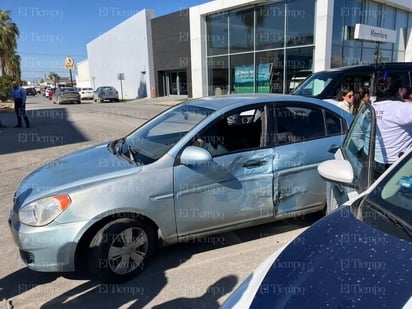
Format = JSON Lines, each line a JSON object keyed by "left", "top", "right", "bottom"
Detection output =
{"left": 313, "top": 0, "right": 334, "bottom": 72}
{"left": 87, "top": 9, "right": 155, "bottom": 99}
{"left": 75, "top": 59, "right": 92, "bottom": 88}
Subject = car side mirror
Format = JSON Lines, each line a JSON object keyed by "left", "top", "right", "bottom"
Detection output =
{"left": 317, "top": 159, "right": 354, "bottom": 185}
{"left": 180, "top": 146, "right": 212, "bottom": 166}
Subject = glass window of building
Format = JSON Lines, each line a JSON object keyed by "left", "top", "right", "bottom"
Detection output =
{"left": 208, "top": 56, "right": 229, "bottom": 96}
{"left": 206, "top": 0, "right": 315, "bottom": 96}
{"left": 255, "top": 3, "right": 285, "bottom": 50}
{"left": 207, "top": 12, "right": 229, "bottom": 56}
{"left": 229, "top": 8, "right": 254, "bottom": 53}
{"left": 332, "top": 0, "right": 410, "bottom": 67}
{"left": 394, "top": 10, "right": 408, "bottom": 62}
{"left": 231, "top": 53, "right": 254, "bottom": 93}
{"left": 286, "top": 0, "right": 314, "bottom": 47}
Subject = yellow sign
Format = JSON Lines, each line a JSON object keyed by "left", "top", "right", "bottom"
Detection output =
{"left": 64, "top": 56, "right": 75, "bottom": 70}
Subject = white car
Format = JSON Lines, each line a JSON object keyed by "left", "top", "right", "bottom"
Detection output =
{"left": 78, "top": 87, "right": 94, "bottom": 100}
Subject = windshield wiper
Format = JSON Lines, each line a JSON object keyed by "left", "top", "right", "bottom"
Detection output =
{"left": 127, "top": 144, "right": 137, "bottom": 164}
{"left": 108, "top": 138, "right": 140, "bottom": 165}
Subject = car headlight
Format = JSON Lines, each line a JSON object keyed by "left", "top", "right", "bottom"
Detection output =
{"left": 19, "top": 194, "right": 71, "bottom": 226}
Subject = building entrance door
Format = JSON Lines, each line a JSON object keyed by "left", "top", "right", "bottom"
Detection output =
{"left": 162, "top": 71, "right": 187, "bottom": 96}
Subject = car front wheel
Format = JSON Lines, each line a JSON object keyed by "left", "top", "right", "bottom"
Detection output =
{"left": 88, "top": 218, "right": 156, "bottom": 283}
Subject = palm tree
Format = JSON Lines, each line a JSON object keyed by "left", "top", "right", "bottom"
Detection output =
{"left": 6, "top": 52, "right": 20, "bottom": 78}
{"left": 48, "top": 72, "right": 60, "bottom": 87}
{"left": 0, "top": 10, "right": 19, "bottom": 77}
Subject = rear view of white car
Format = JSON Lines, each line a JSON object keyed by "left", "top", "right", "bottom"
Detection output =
{"left": 78, "top": 87, "right": 94, "bottom": 100}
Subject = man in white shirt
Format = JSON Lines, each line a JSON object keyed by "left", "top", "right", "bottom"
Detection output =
{"left": 373, "top": 99, "right": 412, "bottom": 165}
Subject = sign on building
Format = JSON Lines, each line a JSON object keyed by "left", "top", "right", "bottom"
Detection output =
{"left": 354, "top": 24, "right": 397, "bottom": 43}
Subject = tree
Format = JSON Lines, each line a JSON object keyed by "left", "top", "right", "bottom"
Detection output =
{"left": 48, "top": 72, "right": 60, "bottom": 87}
{"left": 0, "top": 10, "right": 19, "bottom": 78}
{"left": 5, "top": 52, "right": 21, "bottom": 78}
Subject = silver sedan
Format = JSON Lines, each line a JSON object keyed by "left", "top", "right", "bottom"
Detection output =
{"left": 8, "top": 94, "right": 353, "bottom": 282}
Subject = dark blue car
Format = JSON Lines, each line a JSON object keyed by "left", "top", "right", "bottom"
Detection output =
{"left": 221, "top": 103, "right": 412, "bottom": 308}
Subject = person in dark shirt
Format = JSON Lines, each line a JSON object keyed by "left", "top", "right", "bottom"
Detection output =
{"left": 8, "top": 80, "right": 30, "bottom": 128}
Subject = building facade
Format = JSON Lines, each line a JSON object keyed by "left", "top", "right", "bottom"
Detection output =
{"left": 190, "top": 0, "right": 412, "bottom": 98}
{"left": 78, "top": 0, "right": 412, "bottom": 99}
{"left": 151, "top": 9, "right": 192, "bottom": 98}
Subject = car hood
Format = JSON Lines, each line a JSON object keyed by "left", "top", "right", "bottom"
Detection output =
{"left": 14, "top": 143, "right": 137, "bottom": 208}
{"left": 229, "top": 206, "right": 412, "bottom": 308}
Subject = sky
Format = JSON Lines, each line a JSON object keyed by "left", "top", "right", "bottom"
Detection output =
{"left": 1, "top": 0, "right": 210, "bottom": 83}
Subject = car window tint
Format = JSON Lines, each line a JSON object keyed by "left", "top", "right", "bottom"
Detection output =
{"left": 336, "top": 73, "right": 373, "bottom": 98}
{"left": 342, "top": 104, "right": 374, "bottom": 189}
{"left": 325, "top": 110, "right": 346, "bottom": 136}
{"left": 193, "top": 106, "right": 264, "bottom": 156}
{"left": 294, "top": 71, "right": 338, "bottom": 97}
{"left": 374, "top": 71, "right": 412, "bottom": 100}
{"left": 273, "top": 104, "right": 326, "bottom": 145}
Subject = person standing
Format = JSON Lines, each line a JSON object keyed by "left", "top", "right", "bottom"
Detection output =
{"left": 336, "top": 88, "right": 354, "bottom": 114}
{"left": 9, "top": 80, "right": 30, "bottom": 128}
{"left": 372, "top": 99, "right": 412, "bottom": 176}
{"left": 351, "top": 87, "right": 371, "bottom": 115}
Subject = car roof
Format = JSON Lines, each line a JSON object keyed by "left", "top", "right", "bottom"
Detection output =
{"left": 317, "top": 62, "right": 412, "bottom": 74}
{"left": 183, "top": 94, "right": 350, "bottom": 116}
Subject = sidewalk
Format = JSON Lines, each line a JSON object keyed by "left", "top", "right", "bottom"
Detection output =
{"left": 127, "top": 95, "right": 189, "bottom": 106}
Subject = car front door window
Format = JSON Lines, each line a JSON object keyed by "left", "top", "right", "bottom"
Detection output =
{"left": 342, "top": 103, "right": 376, "bottom": 191}
{"left": 274, "top": 104, "right": 326, "bottom": 145}
{"left": 193, "top": 107, "right": 265, "bottom": 156}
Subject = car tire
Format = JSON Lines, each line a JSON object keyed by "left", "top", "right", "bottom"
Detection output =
{"left": 87, "top": 218, "right": 156, "bottom": 283}
{"left": 99, "top": 97, "right": 104, "bottom": 103}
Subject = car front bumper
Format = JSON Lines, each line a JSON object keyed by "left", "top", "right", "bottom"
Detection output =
{"left": 8, "top": 211, "right": 85, "bottom": 272}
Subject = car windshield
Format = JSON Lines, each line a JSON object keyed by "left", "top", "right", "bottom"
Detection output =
{"left": 123, "top": 104, "right": 214, "bottom": 164}
{"left": 292, "top": 71, "right": 340, "bottom": 97}
{"left": 361, "top": 151, "right": 412, "bottom": 240}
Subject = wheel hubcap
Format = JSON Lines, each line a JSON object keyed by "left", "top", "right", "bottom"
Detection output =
{"left": 107, "top": 227, "right": 149, "bottom": 275}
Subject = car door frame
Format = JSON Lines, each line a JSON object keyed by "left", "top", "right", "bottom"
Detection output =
{"left": 172, "top": 103, "right": 276, "bottom": 237}
{"left": 269, "top": 100, "right": 347, "bottom": 216}
{"left": 322, "top": 102, "right": 377, "bottom": 213}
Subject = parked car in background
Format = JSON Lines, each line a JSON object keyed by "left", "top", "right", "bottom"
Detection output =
{"left": 52, "top": 87, "right": 81, "bottom": 104}
{"left": 94, "top": 86, "right": 119, "bottom": 103}
{"left": 23, "top": 86, "right": 37, "bottom": 96}
{"left": 8, "top": 95, "right": 352, "bottom": 283}
{"left": 221, "top": 146, "right": 412, "bottom": 309}
{"left": 292, "top": 62, "right": 412, "bottom": 103}
{"left": 78, "top": 87, "right": 94, "bottom": 100}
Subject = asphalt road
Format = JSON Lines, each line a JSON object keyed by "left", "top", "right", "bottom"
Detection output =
{"left": 0, "top": 95, "right": 322, "bottom": 309}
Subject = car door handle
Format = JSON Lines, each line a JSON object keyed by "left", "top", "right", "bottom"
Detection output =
{"left": 328, "top": 144, "right": 340, "bottom": 154}
{"left": 242, "top": 159, "right": 266, "bottom": 168}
